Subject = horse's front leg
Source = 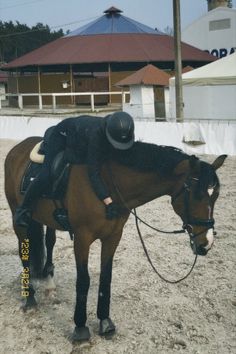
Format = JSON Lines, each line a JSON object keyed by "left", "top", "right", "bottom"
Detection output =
{"left": 72, "top": 230, "right": 92, "bottom": 342}
{"left": 43, "top": 227, "right": 56, "bottom": 277}
{"left": 97, "top": 229, "right": 123, "bottom": 337}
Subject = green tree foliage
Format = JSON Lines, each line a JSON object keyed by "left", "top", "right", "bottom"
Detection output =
{"left": 0, "top": 21, "right": 64, "bottom": 64}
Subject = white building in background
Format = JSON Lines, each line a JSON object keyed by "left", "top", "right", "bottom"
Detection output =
{"left": 0, "top": 71, "right": 8, "bottom": 106}
{"left": 169, "top": 53, "right": 236, "bottom": 120}
{"left": 116, "top": 64, "right": 170, "bottom": 121}
{"left": 182, "top": 7, "right": 236, "bottom": 58}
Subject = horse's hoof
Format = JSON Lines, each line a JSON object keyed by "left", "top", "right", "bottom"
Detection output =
{"left": 44, "top": 288, "right": 56, "bottom": 297}
{"left": 21, "top": 298, "right": 38, "bottom": 312}
{"left": 44, "top": 275, "right": 56, "bottom": 297}
{"left": 99, "top": 318, "right": 116, "bottom": 338}
{"left": 71, "top": 326, "right": 91, "bottom": 342}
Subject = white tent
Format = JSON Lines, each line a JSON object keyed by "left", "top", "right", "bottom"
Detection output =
{"left": 169, "top": 53, "right": 236, "bottom": 120}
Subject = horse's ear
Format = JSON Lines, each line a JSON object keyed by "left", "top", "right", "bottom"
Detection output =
{"left": 212, "top": 154, "right": 227, "bottom": 171}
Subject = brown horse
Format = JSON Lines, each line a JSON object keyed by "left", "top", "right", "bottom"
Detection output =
{"left": 4, "top": 136, "right": 226, "bottom": 341}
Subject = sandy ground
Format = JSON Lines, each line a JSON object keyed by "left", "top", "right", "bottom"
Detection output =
{"left": 0, "top": 138, "right": 235, "bottom": 354}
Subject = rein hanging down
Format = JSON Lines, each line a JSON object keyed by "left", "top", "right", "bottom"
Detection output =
{"left": 108, "top": 164, "right": 198, "bottom": 283}
{"left": 133, "top": 209, "right": 198, "bottom": 284}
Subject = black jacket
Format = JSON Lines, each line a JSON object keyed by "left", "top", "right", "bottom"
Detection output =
{"left": 54, "top": 115, "right": 111, "bottom": 201}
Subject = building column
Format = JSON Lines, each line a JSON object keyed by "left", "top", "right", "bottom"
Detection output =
{"left": 70, "top": 64, "right": 75, "bottom": 105}
{"left": 108, "top": 63, "right": 112, "bottom": 104}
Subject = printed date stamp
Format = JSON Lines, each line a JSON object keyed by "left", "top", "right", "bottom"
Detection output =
{"left": 21, "top": 239, "right": 30, "bottom": 297}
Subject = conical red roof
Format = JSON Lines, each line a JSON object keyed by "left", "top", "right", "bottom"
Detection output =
{"left": 3, "top": 8, "right": 215, "bottom": 71}
{"left": 116, "top": 64, "right": 170, "bottom": 86}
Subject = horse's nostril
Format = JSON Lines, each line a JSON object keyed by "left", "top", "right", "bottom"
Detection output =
{"left": 197, "top": 246, "right": 208, "bottom": 256}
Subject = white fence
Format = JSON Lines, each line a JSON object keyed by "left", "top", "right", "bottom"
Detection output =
{"left": 0, "top": 116, "right": 235, "bottom": 155}
{"left": 0, "top": 91, "right": 129, "bottom": 111}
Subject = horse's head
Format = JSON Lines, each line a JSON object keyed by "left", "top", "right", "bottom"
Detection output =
{"left": 171, "top": 154, "right": 227, "bottom": 256}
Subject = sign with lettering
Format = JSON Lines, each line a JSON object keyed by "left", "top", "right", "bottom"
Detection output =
{"left": 205, "top": 47, "right": 235, "bottom": 58}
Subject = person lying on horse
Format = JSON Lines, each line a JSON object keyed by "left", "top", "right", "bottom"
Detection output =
{"left": 14, "top": 111, "right": 135, "bottom": 228}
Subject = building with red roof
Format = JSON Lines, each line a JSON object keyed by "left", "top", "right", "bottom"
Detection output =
{"left": 116, "top": 64, "right": 171, "bottom": 118}
{"left": 116, "top": 64, "right": 171, "bottom": 87}
{"left": 3, "top": 7, "right": 215, "bottom": 106}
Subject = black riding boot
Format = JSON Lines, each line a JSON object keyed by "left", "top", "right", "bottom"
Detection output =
{"left": 14, "top": 178, "right": 44, "bottom": 228}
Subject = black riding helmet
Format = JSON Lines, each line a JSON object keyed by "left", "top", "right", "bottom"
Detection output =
{"left": 105, "top": 111, "right": 135, "bottom": 150}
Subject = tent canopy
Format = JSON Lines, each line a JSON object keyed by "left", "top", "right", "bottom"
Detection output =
{"left": 170, "top": 52, "right": 236, "bottom": 86}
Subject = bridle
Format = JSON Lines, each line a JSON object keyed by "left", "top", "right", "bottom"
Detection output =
{"left": 171, "top": 176, "right": 216, "bottom": 251}
{"left": 108, "top": 165, "right": 216, "bottom": 283}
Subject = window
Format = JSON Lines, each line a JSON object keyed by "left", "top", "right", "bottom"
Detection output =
{"left": 209, "top": 18, "right": 231, "bottom": 31}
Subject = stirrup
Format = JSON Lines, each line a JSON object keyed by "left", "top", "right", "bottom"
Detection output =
{"left": 53, "top": 208, "right": 74, "bottom": 240}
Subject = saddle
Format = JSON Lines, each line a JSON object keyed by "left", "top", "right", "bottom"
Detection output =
{"left": 21, "top": 141, "right": 73, "bottom": 238}
{"left": 21, "top": 142, "right": 70, "bottom": 199}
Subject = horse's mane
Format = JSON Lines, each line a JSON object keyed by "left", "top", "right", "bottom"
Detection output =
{"left": 111, "top": 141, "right": 190, "bottom": 175}
{"left": 111, "top": 141, "right": 219, "bottom": 192}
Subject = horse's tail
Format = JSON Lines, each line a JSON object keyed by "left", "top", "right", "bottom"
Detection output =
{"left": 28, "top": 219, "right": 45, "bottom": 278}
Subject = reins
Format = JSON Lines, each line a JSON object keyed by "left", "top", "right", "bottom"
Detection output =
{"left": 133, "top": 209, "right": 198, "bottom": 284}
{"left": 129, "top": 208, "right": 185, "bottom": 235}
{"left": 108, "top": 164, "right": 198, "bottom": 283}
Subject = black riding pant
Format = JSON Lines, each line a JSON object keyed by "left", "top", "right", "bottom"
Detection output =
{"left": 22, "top": 129, "right": 66, "bottom": 208}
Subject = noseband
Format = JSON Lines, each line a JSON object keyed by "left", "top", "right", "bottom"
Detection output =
{"left": 171, "top": 177, "right": 215, "bottom": 244}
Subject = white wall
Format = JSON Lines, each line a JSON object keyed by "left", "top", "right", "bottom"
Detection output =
{"left": 0, "top": 116, "right": 235, "bottom": 155}
{"left": 182, "top": 8, "right": 236, "bottom": 58}
{"left": 123, "top": 86, "right": 143, "bottom": 119}
{"left": 169, "top": 84, "right": 236, "bottom": 120}
{"left": 0, "top": 83, "right": 6, "bottom": 100}
{"left": 123, "top": 85, "right": 155, "bottom": 120}
{"left": 129, "top": 85, "right": 142, "bottom": 105}
{"left": 0, "top": 116, "right": 61, "bottom": 140}
{"left": 140, "top": 86, "right": 155, "bottom": 118}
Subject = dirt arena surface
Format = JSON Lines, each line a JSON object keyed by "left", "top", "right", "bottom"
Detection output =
{"left": 0, "top": 139, "right": 235, "bottom": 354}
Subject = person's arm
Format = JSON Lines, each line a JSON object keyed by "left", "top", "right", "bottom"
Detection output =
{"left": 87, "top": 134, "right": 122, "bottom": 220}
{"left": 87, "top": 132, "right": 111, "bottom": 204}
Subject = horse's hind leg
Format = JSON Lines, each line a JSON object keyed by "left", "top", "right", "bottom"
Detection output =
{"left": 14, "top": 219, "right": 45, "bottom": 309}
{"left": 28, "top": 219, "right": 45, "bottom": 278}
{"left": 42, "top": 227, "right": 56, "bottom": 295}
{"left": 97, "top": 230, "right": 123, "bottom": 337}
{"left": 17, "top": 230, "right": 37, "bottom": 310}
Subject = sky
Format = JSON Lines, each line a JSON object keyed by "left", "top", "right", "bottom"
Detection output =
{"left": 0, "top": 0, "right": 236, "bottom": 33}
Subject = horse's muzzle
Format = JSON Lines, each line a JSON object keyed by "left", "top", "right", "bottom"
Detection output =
{"left": 191, "top": 242, "right": 209, "bottom": 256}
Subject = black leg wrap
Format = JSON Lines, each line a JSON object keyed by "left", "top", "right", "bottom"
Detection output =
{"left": 97, "top": 258, "right": 113, "bottom": 320}
{"left": 97, "top": 290, "right": 111, "bottom": 320}
{"left": 74, "top": 295, "right": 88, "bottom": 328}
{"left": 74, "top": 265, "right": 90, "bottom": 328}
